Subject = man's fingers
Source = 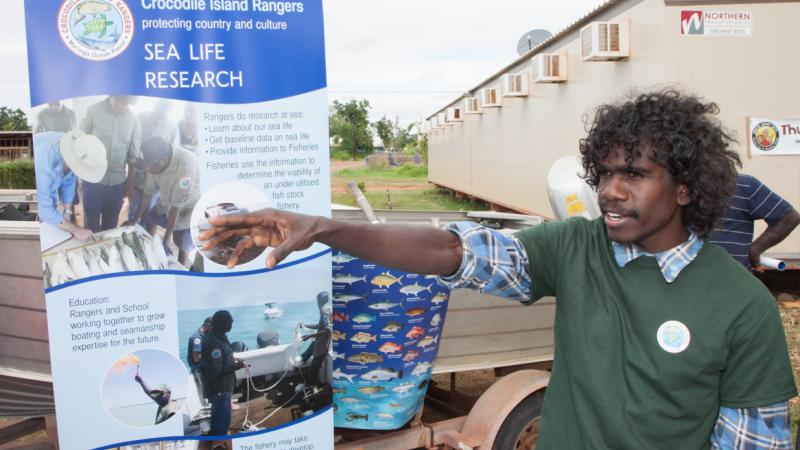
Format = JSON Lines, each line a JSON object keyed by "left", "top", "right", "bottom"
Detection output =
{"left": 201, "top": 229, "right": 249, "bottom": 250}
{"left": 227, "top": 237, "right": 256, "bottom": 269}
{"left": 208, "top": 209, "right": 279, "bottom": 228}
{"left": 265, "top": 239, "right": 298, "bottom": 269}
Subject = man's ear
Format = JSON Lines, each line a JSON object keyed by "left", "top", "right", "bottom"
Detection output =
{"left": 677, "top": 185, "right": 691, "bottom": 206}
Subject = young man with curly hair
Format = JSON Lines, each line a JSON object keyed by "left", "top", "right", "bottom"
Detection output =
{"left": 199, "top": 90, "right": 797, "bottom": 449}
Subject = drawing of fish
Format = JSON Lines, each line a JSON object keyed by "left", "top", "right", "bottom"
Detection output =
{"left": 431, "top": 292, "right": 448, "bottom": 304}
{"left": 332, "top": 311, "right": 349, "bottom": 322}
{"left": 347, "top": 352, "right": 383, "bottom": 365}
{"left": 392, "top": 383, "right": 414, "bottom": 394}
{"left": 330, "top": 350, "right": 344, "bottom": 361}
{"left": 356, "top": 386, "right": 385, "bottom": 395}
{"left": 339, "top": 397, "right": 362, "bottom": 404}
{"left": 333, "top": 330, "right": 347, "bottom": 341}
{"left": 333, "top": 274, "right": 367, "bottom": 285}
{"left": 417, "top": 335, "right": 439, "bottom": 349}
{"left": 405, "top": 326, "right": 424, "bottom": 340}
{"left": 382, "top": 321, "right": 402, "bottom": 333}
{"left": 376, "top": 413, "right": 395, "bottom": 420}
{"left": 430, "top": 313, "right": 442, "bottom": 327}
{"left": 411, "top": 362, "right": 433, "bottom": 377}
{"left": 361, "top": 368, "right": 402, "bottom": 382}
{"left": 333, "top": 368, "right": 355, "bottom": 382}
{"left": 333, "top": 294, "right": 364, "bottom": 304}
{"left": 368, "top": 301, "right": 401, "bottom": 311}
{"left": 405, "top": 308, "right": 426, "bottom": 317}
{"left": 332, "top": 253, "right": 358, "bottom": 264}
{"left": 403, "top": 350, "right": 420, "bottom": 362}
{"left": 399, "top": 282, "right": 432, "bottom": 296}
{"left": 371, "top": 271, "right": 404, "bottom": 288}
{"left": 379, "top": 342, "right": 403, "bottom": 354}
{"left": 350, "top": 332, "right": 377, "bottom": 344}
{"left": 346, "top": 412, "right": 368, "bottom": 421}
{"left": 352, "top": 313, "right": 376, "bottom": 324}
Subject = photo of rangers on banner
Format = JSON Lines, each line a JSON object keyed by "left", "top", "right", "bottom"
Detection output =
{"left": 24, "top": 1, "right": 333, "bottom": 448}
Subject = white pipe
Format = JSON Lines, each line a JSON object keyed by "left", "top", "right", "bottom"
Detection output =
{"left": 758, "top": 256, "right": 786, "bottom": 271}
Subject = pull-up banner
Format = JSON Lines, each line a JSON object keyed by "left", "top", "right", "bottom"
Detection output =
{"left": 24, "top": 1, "right": 333, "bottom": 448}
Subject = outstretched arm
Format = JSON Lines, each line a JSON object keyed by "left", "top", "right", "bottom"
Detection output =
{"left": 198, "top": 209, "right": 463, "bottom": 275}
{"left": 134, "top": 372, "right": 151, "bottom": 397}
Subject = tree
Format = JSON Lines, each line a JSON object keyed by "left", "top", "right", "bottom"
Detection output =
{"left": 373, "top": 117, "right": 394, "bottom": 151}
{"left": 329, "top": 100, "right": 373, "bottom": 160}
{"left": 372, "top": 116, "right": 419, "bottom": 153}
{"left": 0, "top": 107, "right": 30, "bottom": 131}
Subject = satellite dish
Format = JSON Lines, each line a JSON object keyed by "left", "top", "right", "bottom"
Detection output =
{"left": 516, "top": 29, "right": 553, "bottom": 55}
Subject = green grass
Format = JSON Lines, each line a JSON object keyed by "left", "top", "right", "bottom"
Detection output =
{"left": 333, "top": 188, "right": 487, "bottom": 211}
{"left": 331, "top": 164, "right": 486, "bottom": 211}
{"left": 333, "top": 164, "right": 427, "bottom": 182}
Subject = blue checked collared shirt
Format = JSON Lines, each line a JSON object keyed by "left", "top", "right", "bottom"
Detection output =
{"left": 438, "top": 221, "right": 794, "bottom": 449}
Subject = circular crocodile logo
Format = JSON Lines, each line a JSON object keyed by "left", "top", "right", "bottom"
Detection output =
{"left": 58, "top": 0, "right": 134, "bottom": 61}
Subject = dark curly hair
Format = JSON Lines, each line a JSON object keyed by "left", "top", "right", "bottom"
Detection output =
{"left": 578, "top": 89, "right": 741, "bottom": 238}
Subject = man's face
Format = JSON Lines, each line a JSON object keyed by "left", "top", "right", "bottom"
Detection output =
{"left": 48, "top": 102, "right": 62, "bottom": 112}
{"left": 596, "top": 145, "right": 690, "bottom": 252}
{"left": 109, "top": 96, "right": 131, "bottom": 113}
{"left": 147, "top": 157, "right": 170, "bottom": 174}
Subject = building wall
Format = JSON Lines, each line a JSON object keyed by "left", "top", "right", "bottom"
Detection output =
{"left": 429, "top": 0, "right": 800, "bottom": 256}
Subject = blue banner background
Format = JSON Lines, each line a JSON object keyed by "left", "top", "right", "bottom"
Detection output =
{"left": 24, "top": 0, "right": 327, "bottom": 105}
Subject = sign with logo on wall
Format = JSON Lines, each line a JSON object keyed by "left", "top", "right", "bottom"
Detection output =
{"left": 680, "top": 10, "right": 752, "bottom": 37}
{"left": 25, "top": 0, "right": 334, "bottom": 448}
{"left": 748, "top": 118, "right": 800, "bottom": 156}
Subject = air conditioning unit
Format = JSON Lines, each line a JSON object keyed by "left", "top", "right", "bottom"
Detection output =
{"left": 580, "top": 21, "right": 629, "bottom": 61}
{"left": 463, "top": 97, "right": 481, "bottom": 114}
{"left": 501, "top": 73, "right": 528, "bottom": 97}
{"left": 446, "top": 107, "right": 463, "bottom": 122}
{"left": 479, "top": 87, "right": 501, "bottom": 108}
{"left": 532, "top": 52, "right": 567, "bottom": 83}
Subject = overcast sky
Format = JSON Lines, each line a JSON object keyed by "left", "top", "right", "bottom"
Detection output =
{"left": 1, "top": 0, "right": 604, "bottom": 125}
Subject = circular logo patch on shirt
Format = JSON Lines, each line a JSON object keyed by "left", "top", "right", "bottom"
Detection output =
{"left": 657, "top": 320, "right": 691, "bottom": 354}
{"left": 193, "top": 337, "right": 201, "bottom": 345}
{"left": 211, "top": 349, "right": 222, "bottom": 359}
{"left": 179, "top": 176, "right": 192, "bottom": 190}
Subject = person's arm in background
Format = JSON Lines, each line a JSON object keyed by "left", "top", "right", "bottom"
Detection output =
{"left": 124, "top": 119, "right": 142, "bottom": 201}
{"left": 749, "top": 208, "right": 800, "bottom": 267}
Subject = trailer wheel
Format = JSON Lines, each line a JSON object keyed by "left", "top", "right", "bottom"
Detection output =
{"left": 492, "top": 392, "right": 544, "bottom": 450}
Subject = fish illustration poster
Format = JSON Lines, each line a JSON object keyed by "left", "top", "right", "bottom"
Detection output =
{"left": 24, "top": 1, "right": 333, "bottom": 448}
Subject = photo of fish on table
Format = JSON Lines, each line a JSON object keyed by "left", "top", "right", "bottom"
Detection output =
{"left": 41, "top": 225, "right": 184, "bottom": 288}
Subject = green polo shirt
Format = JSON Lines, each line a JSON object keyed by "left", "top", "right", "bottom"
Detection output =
{"left": 142, "top": 147, "right": 200, "bottom": 230}
{"left": 515, "top": 218, "right": 796, "bottom": 449}
{"left": 81, "top": 98, "right": 141, "bottom": 185}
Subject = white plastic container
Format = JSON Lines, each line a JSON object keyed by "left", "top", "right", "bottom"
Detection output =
{"left": 547, "top": 156, "right": 601, "bottom": 221}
